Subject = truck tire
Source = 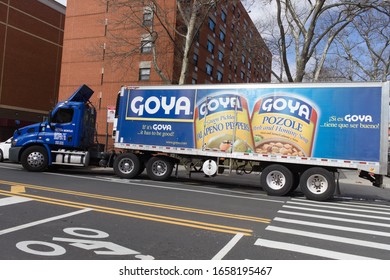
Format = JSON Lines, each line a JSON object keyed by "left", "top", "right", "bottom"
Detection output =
{"left": 0, "top": 150, "right": 3, "bottom": 162}
{"left": 146, "top": 156, "right": 173, "bottom": 181}
{"left": 300, "top": 167, "right": 335, "bottom": 201}
{"left": 260, "top": 164, "right": 293, "bottom": 196}
{"left": 21, "top": 146, "right": 48, "bottom": 172}
{"left": 113, "top": 153, "right": 141, "bottom": 179}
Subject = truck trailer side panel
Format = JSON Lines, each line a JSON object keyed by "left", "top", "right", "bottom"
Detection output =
{"left": 115, "top": 83, "right": 389, "bottom": 175}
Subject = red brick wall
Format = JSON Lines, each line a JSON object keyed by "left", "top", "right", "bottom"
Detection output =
{"left": 59, "top": 0, "right": 272, "bottom": 148}
{"left": 0, "top": 0, "right": 65, "bottom": 140}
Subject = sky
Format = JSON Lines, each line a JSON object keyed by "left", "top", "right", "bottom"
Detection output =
{"left": 55, "top": 0, "right": 67, "bottom": 6}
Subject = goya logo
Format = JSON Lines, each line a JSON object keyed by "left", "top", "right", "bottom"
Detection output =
{"left": 259, "top": 96, "right": 313, "bottom": 124}
{"left": 198, "top": 94, "right": 243, "bottom": 120}
{"left": 127, "top": 90, "right": 194, "bottom": 120}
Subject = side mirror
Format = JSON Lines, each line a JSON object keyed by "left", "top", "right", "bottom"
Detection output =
{"left": 48, "top": 111, "right": 56, "bottom": 130}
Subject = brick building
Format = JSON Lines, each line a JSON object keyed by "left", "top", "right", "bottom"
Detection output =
{"left": 59, "top": 0, "right": 272, "bottom": 147}
{"left": 0, "top": 0, "right": 65, "bottom": 141}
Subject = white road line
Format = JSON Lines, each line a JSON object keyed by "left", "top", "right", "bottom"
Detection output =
{"left": 278, "top": 210, "right": 390, "bottom": 228}
{"left": 212, "top": 233, "right": 244, "bottom": 260}
{"left": 292, "top": 197, "right": 390, "bottom": 210}
{"left": 0, "top": 208, "right": 92, "bottom": 236}
{"left": 339, "top": 201, "right": 390, "bottom": 210}
{"left": 266, "top": 225, "right": 390, "bottom": 251}
{"left": 274, "top": 217, "right": 390, "bottom": 237}
{"left": 45, "top": 172, "right": 284, "bottom": 204}
{"left": 254, "top": 238, "right": 378, "bottom": 260}
{"left": 0, "top": 165, "right": 23, "bottom": 171}
{"left": 0, "top": 196, "right": 32, "bottom": 206}
{"left": 288, "top": 200, "right": 390, "bottom": 215}
{"left": 283, "top": 205, "right": 390, "bottom": 221}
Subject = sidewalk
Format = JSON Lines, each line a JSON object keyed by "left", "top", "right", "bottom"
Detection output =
{"left": 338, "top": 169, "right": 390, "bottom": 202}
{"left": 339, "top": 169, "right": 390, "bottom": 187}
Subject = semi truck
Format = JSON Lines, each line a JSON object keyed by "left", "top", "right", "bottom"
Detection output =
{"left": 9, "top": 82, "right": 390, "bottom": 201}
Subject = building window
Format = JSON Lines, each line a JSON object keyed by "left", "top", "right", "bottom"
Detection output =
{"left": 232, "top": 5, "right": 236, "bottom": 14}
{"left": 240, "top": 71, "right": 245, "bottom": 80}
{"left": 141, "top": 39, "right": 152, "bottom": 53}
{"left": 207, "top": 40, "right": 214, "bottom": 54}
{"left": 221, "top": 10, "right": 227, "bottom": 23}
{"left": 218, "top": 50, "right": 224, "bottom": 62}
{"left": 231, "top": 23, "right": 234, "bottom": 31}
{"left": 247, "top": 60, "right": 252, "bottom": 70}
{"left": 206, "top": 63, "right": 213, "bottom": 76}
{"left": 208, "top": 18, "right": 216, "bottom": 32}
{"left": 217, "top": 71, "right": 223, "bottom": 82}
{"left": 230, "top": 40, "right": 234, "bottom": 51}
{"left": 143, "top": 8, "right": 153, "bottom": 26}
{"left": 192, "top": 78, "right": 197, "bottom": 84}
{"left": 139, "top": 67, "right": 151, "bottom": 81}
{"left": 241, "top": 54, "right": 246, "bottom": 64}
{"left": 234, "top": 64, "right": 237, "bottom": 73}
{"left": 219, "top": 30, "right": 225, "bottom": 42}
{"left": 193, "top": 53, "right": 199, "bottom": 66}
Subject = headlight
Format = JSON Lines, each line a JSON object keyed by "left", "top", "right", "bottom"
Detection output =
{"left": 11, "top": 138, "right": 17, "bottom": 147}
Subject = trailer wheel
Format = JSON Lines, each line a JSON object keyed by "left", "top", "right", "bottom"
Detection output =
{"left": 113, "top": 153, "right": 141, "bottom": 179}
{"left": 146, "top": 156, "right": 173, "bottom": 181}
{"left": 21, "top": 146, "right": 48, "bottom": 172}
{"left": 300, "top": 167, "right": 335, "bottom": 201}
{"left": 260, "top": 164, "right": 293, "bottom": 196}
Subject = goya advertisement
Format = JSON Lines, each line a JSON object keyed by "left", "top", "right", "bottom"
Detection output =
{"left": 121, "top": 86, "right": 382, "bottom": 162}
{"left": 121, "top": 89, "right": 196, "bottom": 148}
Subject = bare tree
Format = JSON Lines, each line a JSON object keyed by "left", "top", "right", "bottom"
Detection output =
{"left": 105, "top": 0, "right": 223, "bottom": 85}
{"left": 256, "top": 0, "right": 387, "bottom": 82}
{"left": 328, "top": 5, "right": 390, "bottom": 82}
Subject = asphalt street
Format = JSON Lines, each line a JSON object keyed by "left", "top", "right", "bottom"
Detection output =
{"left": 0, "top": 162, "right": 390, "bottom": 261}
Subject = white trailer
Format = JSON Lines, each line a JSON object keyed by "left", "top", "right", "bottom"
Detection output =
{"left": 112, "top": 82, "right": 390, "bottom": 201}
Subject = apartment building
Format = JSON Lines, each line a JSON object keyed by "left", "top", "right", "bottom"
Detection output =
{"left": 0, "top": 0, "right": 65, "bottom": 141}
{"left": 59, "top": 0, "right": 272, "bottom": 146}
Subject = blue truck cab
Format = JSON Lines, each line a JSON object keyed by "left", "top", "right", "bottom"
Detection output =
{"left": 9, "top": 85, "right": 105, "bottom": 171}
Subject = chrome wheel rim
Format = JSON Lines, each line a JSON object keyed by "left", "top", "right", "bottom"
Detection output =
{"left": 118, "top": 158, "right": 134, "bottom": 174}
{"left": 27, "top": 152, "right": 45, "bottom": 168}
{"left": 152, "top": 160, "right": 168, "bottom": 176}
{"left": 266, "top": 170, "right": 286, "bottom": 190}
{"left": 306, "top": 174, "right": 328, "bottom": 194}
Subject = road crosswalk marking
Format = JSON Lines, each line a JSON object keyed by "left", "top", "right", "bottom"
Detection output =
{"left": 278, "top": 210, "right": 390, "bottom": 228}
{"left": 254, "top": 238, "right": 378, "bottom": 260}
{"left": 274, "top": 217, "right": 390, "bottom": 237}
{"left": 266, "top": 225, "right": 390, "bottom": 251}
{"left": 255, "top": 198, "right": 390, "bottom": 259}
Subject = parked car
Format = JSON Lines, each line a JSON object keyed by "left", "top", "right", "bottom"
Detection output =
{"left": 0, "top": 137, "right": 12, "bottom": 161}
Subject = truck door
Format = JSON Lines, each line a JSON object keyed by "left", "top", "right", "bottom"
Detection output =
{"left": 50, "top": 107, "right": 76, "bottom": 147}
